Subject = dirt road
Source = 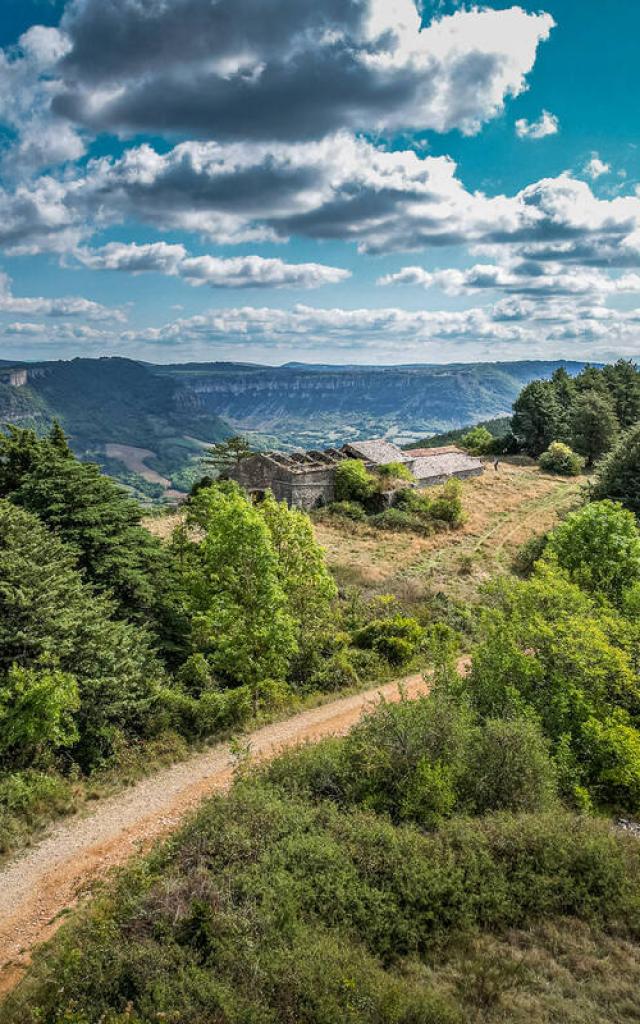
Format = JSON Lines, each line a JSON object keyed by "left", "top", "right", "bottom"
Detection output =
{"left": 0, "top": 672, "right": 432, "bottom": 996}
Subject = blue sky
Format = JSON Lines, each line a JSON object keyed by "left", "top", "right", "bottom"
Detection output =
{"left": 0, "top": 0, "right": 639, "bottom": 365}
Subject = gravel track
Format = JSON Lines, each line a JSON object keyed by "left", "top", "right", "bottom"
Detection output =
{"left": 0, "top": 672, "right": 432, "bottom": 995}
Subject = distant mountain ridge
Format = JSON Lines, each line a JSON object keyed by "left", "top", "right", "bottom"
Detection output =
{"left": 0, "top": 356, "right": 591, "bottom": 495}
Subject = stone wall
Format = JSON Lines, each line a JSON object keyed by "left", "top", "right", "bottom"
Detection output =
{"left": 416, "top": 466, "right": 484, "bottom": 488}
{"left": 231, "top": 455, "right": 336, "bottom": 510}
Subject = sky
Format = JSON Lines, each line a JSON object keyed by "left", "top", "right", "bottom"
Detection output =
{"left": 0, "top": 0, "right": 639, "bottom": 366}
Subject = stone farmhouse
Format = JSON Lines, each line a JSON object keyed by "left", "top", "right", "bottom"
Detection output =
{"left": 229, "top": 438, "right": 483, "bottom": 510}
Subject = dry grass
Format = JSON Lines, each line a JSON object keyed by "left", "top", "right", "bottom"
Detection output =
{"left": 423, "top": 917, "right": 640, "bottom": 1023}
{"left": 314, "top": 461, "right": 587, "bottom": 604}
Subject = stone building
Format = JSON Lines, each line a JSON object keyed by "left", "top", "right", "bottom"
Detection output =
{"left": 229, "top": 438, "right": 483, "bottom": 510}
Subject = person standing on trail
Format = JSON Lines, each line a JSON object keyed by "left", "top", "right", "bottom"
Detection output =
{"left": 494, "top": 457, "right": 500, "bottom": 472}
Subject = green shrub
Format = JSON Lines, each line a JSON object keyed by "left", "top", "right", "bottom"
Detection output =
{"left": 308, "top": 651, "right": 360, "bottom": 692}
{"left": 538, "top": 441, "right": 585, "bottom": 476}
{"left": 353, "top": 615, "right": 424, "bottom": 665}
{"left": 334, "top": 459, "right": 377, "bottom": 503}
{"left": 511, "top": 531, "right": 549, "bottom": 575}
{"left": 7, "top": 786, "right": 639, "bottom": 1024}
{"left": 0, "top": 770, "right": 77, "bottom": 854}
{"left": 377, "top": 461, "right": 415, "bottom": 482}
{"left": 430, "top": 479, "right": 464, "bottom": 526}
{"left": 544, "top": 499, "right": 640, "bottom": 607}
{"left": 325, "top": 499, "right": 367, "bottom": 521}
{"left": 369, "top": 507, "right": 431, "bottom": 535}
{"left": 460, "top": 425, "right": 494, "bottom": 455}
{"left": 462, "top": 717, "right": 558, "bottom": 814}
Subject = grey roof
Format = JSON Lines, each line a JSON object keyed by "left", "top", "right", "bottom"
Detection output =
{"left": 409, "top": 452, "right": 483, "bottom": 480}
{"left": 343, "top": 438, "right": 410, "bottom": 465}
{"left": 241, "top": 449, "right": 347, "bottom": 475}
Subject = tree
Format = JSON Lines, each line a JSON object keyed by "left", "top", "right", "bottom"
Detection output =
{"left": 538, "top": 442, "right": 584, "bottom": 476}
{"left": 259, "top": 493, "right": 338, "bottom": 681}
{"left": 512, "top": 380, "right": 564, "bottom": 456}
{"left": 48, "top": 420, "right": 72, "bottom": 457}
{"left": 602, "top": 359, "right": 640, "bottom": 430}
{"left": 544, "top": 500, "right": 640, "bottom": 607}
{"left": 592, "top": 422, "right": 640, "bottom": 517}
{"left": 468, "top": 564, "right": 640, "bottom": 806}
{"left": 459, "top": 426, "right": 494, "bottom": 455}
{"left": 182, "top": 484, "right": 297, "bottom": 692}
{"left": 3, "top": 430, "right": 165, "bottom": 625}
{"left": 0, "top": 500, "right": 165, "bottom": 769}
{"left": 570, "top": 391, "right": 618, "bottom": 466}
{"left": 203, "top": 436, "right": 254, "bottom": 475}
{"left": 0, "top": 666, "right": 79, "bottom": 767}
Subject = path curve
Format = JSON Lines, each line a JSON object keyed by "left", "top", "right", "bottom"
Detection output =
{"left": 0, "top": 672, "right": 433, "bottom": 996}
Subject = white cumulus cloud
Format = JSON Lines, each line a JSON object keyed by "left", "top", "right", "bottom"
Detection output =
{"left": 515, "top": 110, "right": 559, "bottom": 139}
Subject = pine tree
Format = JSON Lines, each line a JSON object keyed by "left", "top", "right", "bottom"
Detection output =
{"left": 570, "top": 391, "right": 619, "bottom": 466}
{"left": 0, "top": 500, "right": 165, "bottom": 769}
{"left": 203, "top": 436, "right": 254, "bottom": 474}
{"left": 512, "top": 380, "right": 564, "bottom": 456}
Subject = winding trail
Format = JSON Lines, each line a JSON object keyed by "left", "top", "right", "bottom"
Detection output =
{"left": 0, "top": 671, "right": 438, "bottom": 996}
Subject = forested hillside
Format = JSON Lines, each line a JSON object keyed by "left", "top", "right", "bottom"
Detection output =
{"left": 0, "top": 358, "right": 589, "bottom": 500}
{"left": 3, "top": 360, "right": 640, "bottom": 1020}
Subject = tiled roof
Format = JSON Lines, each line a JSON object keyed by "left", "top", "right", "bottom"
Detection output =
{"left": 410, "top": 452, "right": 483, "bottom": 480}
{"left": 343, "top": 439, "right": 410, "bottom": 464}
{"left": 406, "top": 445, "right": 462, "bottom": 457}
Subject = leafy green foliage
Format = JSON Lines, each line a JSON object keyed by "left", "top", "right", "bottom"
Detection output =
{"left": 0, "top": 666, "right": 79, "bottom": 768}
{"left": 5, "top": 778, "right": 638, "bottom": 1024}
{"left": 468, "top": 564, "right": 640, "bottom": 810}
{"left": 259, "top": 492, "right": 338, "bottom": 681}
{"left": 544, "top": 501, "right": 640, "bottom": 607}
{"left": 538, "top": 441, "right": 585, "bottom": 476}
{"left": 377, "top": 461, "right": 415, "bottom": 482}
{"left": 511, "top": 359, "right": 640, "bottom": 463}
{"left": 512, "top": 379, "right": 565, "bottom": 456}
{"left": 571, "top": 391, "right": 619, "bottom": 466}
{"left": 353, "top": 615, "right": 424, "bottom": 665}
{"left": 334, "top": 459, "right": 377, "bottom": 503}
{"left": 325, "top": 499, "right": 368, "bottom": 521}
{"left": 181, "top": 484, "right": 298, "bottom": 689}
{"left": 459, "top": 425, "right": 494, "bottom": 454}
{"left": 592, "top": 422, "right": 640, "bottom": 517}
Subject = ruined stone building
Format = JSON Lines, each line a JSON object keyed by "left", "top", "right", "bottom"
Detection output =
{"left": 229, "top": 438, "right": 483, "bottom": 510}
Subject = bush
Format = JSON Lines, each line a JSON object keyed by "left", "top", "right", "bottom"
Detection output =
{"left": 334, "top": 459, "right": 377, "bottom": 503}
{"left": 308, "top": 651, "right": 360, "bottom": 692}
{"left": 369, "top": 507, "right": 431, "bottom": 535}
{"left": 430, "top": 479, "right": 464, "bottom": 526}
{"left": 460, "top": 426, "right": 494, "bottom": 455}
{"left": 0, "top": 770, "right": 77, "bottom": 855}
{"left": 462, "top": 717, "right": 558, "bottom": 814}
{"left": 377, "top": 461, "right": 415, "bottom": 482}
{"left": 8, "top": 786, "right": 639, "bottom": 1024}
{"left": 544, "top": 499, "right": 640, "bottom": 606}
{"left": 538, "top": 441, "right": 585, "bottom": 476}
{"left": 353, "top": 615, "right": 425, "bottom": 666}
{"left": 511, "top": 531, "right": 549, "bottom": 575}
{"left": 324, "top": 500, "right": 367, "bottom": 521}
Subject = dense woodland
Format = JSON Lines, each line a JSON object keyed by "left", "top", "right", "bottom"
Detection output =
{"left": 3, "top": 360, "right": 640, "bottom": 1020}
